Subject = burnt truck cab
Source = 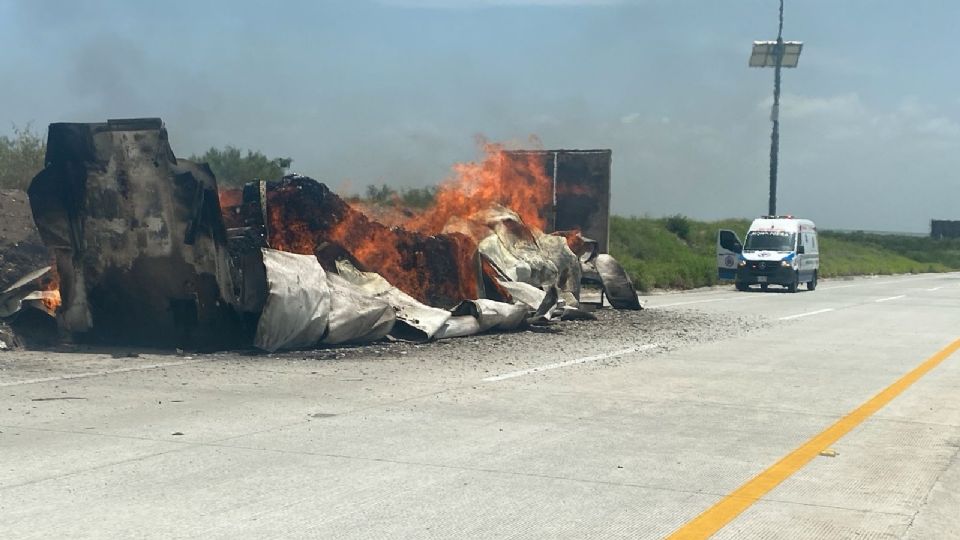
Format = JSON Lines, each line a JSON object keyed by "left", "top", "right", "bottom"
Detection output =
{"left": 717, "top": 216, "right": 819, "bottom": 293}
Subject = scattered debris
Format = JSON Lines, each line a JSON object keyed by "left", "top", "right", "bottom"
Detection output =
{"left": 593, "top": 254, "right": 642, "bottom": 310}
{"left": 14, "top": 118, "right": 642, "bottom": 352}
{"left": 819, "top": 449, "right": 839, "bottom": 458}
{"left": 0, "top": 323, "right": 22, "bottom": 351}
{"left": 0, "top": 266, "right": 57, "bottom": 319}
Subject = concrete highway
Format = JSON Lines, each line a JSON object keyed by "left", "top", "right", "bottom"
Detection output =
{"left": 2, "top": 272, "right": 960, "bottom": 539}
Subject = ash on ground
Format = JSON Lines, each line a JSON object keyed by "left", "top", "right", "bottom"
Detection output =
{"left": 266, "top": 308, "right": 764, "bottom": 371}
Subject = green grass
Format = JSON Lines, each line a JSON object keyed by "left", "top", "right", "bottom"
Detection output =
{"left": 609, "top": 215, "right": 960, "bottom": 291}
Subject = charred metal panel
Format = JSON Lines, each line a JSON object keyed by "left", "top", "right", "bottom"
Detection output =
{"left": 28, "top": 119, "right": 247, "bottom": 348}
{"left": 554, "top": 150, "right": 611, "bottom": 253}
{"left": 503, "top": 149, "right": 612, "bottom": 252}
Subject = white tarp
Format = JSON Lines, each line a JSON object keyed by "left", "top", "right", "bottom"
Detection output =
{"left": 451, "top": 207, "right": 582, "bottom": 313}
{"left": 477, "top": 234, "right": 533, "bottom": 284}
{"left": 433, "top": 315, "right": 482, "bottom": 339}
{"left": 322, "top": 272, "right": 396, "bottom": 345}
{"left": 536, "top": 233, "right": 582, "bottom": 307}
{"left": 335, "top": 259, "right": 451, "bottom": 341}
{"left": 496, "top": 279, "right": 547, "bottom": 310}
{"left": 435, "top": 298, "right": 529, "bottom": 339}
{"left": 453, "top": 299, "right": 528, "bottom": 332}
{"left": 0, "top": 266, "right": 54, "bottom": 319}
{"left": 254, "top": 249, "right": 331, "bottom": 352}
{"left": 453, "top": 206, "right": 559, "bottom": 288}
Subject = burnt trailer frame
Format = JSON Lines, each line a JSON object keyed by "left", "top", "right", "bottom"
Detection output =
{"left": 28, "top": 118, "right": 253, "bottom": 348}
{"left": 503, "top": 149, "right": 612, "bottom": 253}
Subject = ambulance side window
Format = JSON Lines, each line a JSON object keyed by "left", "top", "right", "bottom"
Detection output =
{"left": 720, "top": 231, "right": 742, "bottom": 253}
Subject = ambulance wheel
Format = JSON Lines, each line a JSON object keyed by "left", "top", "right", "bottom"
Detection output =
{"left": 807, "top": 271, "right": 818, "bottom": 291}
{"left": 787, "top": 274, "right": 799, "bottom": 293}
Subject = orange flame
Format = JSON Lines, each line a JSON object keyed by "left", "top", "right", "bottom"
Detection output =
{"left": 218, "top": 188, "right": 243, "bottom": 209}
{"left": 235, "top": 139, "right": 554, "bottom": 307}
{"left": 40, "top": 289, "right": 61, "bottom": 313}
{"left": 40, "top": 264, "right": 61, "bottom": 314}
{"left": 265, "top": 179, "right": 479, "bottom": 307}
{"left": 406, "top": 142, "right": 552, "bottom": 234}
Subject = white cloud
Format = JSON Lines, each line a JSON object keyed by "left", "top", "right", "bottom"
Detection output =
{"left": 758, "top": 92, "right": 866, "bottom": 120}
{"left": 755, "top": 92, "right": 960, "bottom": 144}
{"left": 916, "top": 117, "right": 960, "bottom": 138}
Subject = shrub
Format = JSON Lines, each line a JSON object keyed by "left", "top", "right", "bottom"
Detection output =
{"left": 664, "top": 214, "right": 691, "bottom": 241}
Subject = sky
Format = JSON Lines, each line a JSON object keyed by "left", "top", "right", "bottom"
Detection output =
{"left": 2, "top": 0, "right": 958, "bottom": 232}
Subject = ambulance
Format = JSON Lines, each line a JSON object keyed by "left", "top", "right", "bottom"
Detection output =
{"left": 717, "top": 216, "right": 819, "bottom": 292}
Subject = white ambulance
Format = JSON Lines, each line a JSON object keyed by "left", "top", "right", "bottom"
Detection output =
{"left": 717, "top": 216, "right": 819, "bottom": 292}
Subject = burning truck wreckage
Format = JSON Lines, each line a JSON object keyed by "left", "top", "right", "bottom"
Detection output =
{"left": 0, "top": 118, "right": 640, "bottom": 353}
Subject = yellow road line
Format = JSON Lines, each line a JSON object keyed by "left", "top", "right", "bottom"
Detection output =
{"left": 666, "top": 337, "right": 960, "bottom": 540}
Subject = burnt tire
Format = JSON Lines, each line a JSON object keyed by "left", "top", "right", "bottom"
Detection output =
{"left": 807, "top": 271, "right": 818, "bottom": 291}
{"left": 736, "top": 282, "right": 749, "bottom": 292}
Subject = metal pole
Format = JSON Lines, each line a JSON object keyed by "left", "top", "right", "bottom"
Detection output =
{"left": 551, "top": 151, "right": 558, "bottom": 231}
{"left": 768, "top": 0, "right": 784, "bottom": 217}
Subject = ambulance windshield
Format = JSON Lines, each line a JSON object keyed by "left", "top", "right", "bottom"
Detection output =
{"left": 744, "top": 231, "right": 796, "bottom": 252}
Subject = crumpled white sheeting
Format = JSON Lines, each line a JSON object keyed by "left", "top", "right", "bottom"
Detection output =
{"left": 254, "top": 243, "right": 575, "bottom": 351}
{"left": 255, "top": 249, "right": 331, "bottom": 352}
{"left": 335, "top": 259, "right": 451, "bottom": 341}
{"left": 496, "top": 279, "right": 547, "bottom": 310}
{"left": 0, "top": 266, "right": 53, "bottom": 318}
{"left": 322, "top": 272, "right": 396, "bottom": 345}
{"left": 436, "top": 298, "right": 529, "bottom": 339}
{"left": 470, "top": 207, "right": 559, "bottom": 288}
{"left": 458, "top": 207, "right": 581, "bottom": 310}
{"left": 536, "top": 234, "right": 582, "bottom": 307}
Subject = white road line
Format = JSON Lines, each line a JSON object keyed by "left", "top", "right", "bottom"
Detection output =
{"left": 926, "top": 287, "right": 943, "bottom": 291}
{"left": 0, "top": 359, "right": 205, "bottom": 387}
{"left": 483, "top": 344, "right": 661, "bottom": 382}
{"left": 778, "top": 308, "right": 835, "bottom": 321}
{"left": 818, "top": 284, "right": 860, "bottom": 290}
{"left": 875, "top": 295, "right": 906, "bottom": 303}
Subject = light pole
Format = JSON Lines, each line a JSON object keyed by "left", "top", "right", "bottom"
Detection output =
{"left": 749, "top": 0, "right": 802, "bottom": 217}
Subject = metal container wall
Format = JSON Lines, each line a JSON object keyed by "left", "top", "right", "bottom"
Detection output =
{"left": 503, "top": 149, "right": 612, "bottom": 252}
